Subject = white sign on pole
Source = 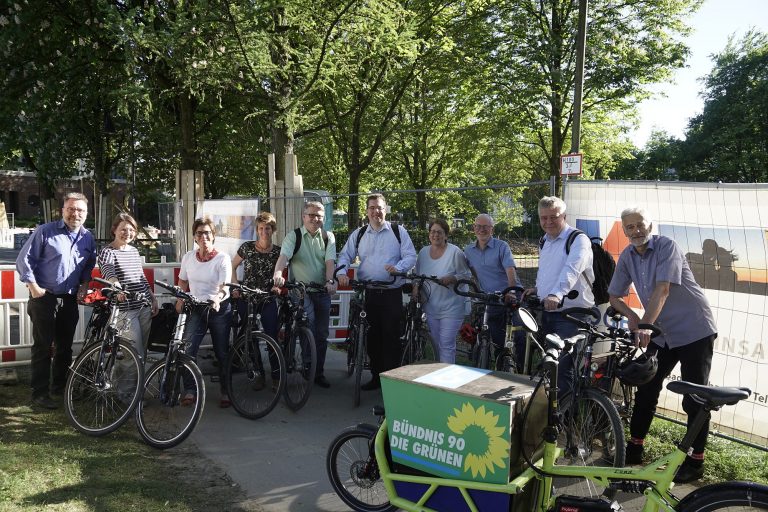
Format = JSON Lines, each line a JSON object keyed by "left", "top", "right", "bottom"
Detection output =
{"left": 560, "top": 153, "right": 583, "bottom": 176}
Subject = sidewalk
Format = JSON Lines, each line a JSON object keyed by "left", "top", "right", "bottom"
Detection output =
{"left": 187, "top": 348, "right": 700, "bottom": 512}
{"left": 190, "top": 346, "right": 383, "bottom": 511}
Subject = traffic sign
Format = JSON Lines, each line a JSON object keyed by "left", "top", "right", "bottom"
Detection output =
{"left": 560, "top": 153, "right": 583, "bottom": 176}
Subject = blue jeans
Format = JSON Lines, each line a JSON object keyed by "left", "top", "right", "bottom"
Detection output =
{"left": 184, "top": 301, "right": 232, "bottom": 393}
{"left": 304, "top": 291, "right": 331, "bottom": 376}
{"left": 235, "top": 297, "right": 279, "bottom": 341}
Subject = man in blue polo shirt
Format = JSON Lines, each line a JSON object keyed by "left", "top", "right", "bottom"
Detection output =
{"left": 464, "top": 214, "right": 523, "bottom": 367}
{"left": 608, "top": 206, "right": 717, "bottom": 484}
{"left": 16, "top": 192, "right": 96, "bottom": 409}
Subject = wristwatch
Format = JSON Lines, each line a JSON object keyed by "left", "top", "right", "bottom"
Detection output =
{"left": 326, "top": 279, "right": 335, "bottom": 284}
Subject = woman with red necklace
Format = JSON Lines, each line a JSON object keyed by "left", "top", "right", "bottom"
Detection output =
{"left": 177, "top": 216, "right": 233, "bottom": 408}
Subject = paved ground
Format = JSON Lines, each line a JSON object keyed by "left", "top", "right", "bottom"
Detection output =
{"left": 190, "top": 346, "right": 385, "bottom": 512}
{"left": 187, "top": 347, "right": 699, "bottom": 512}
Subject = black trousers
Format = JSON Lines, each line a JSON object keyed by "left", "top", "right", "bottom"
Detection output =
{"left": 27, "top": 293, "right": 79, "bottom": 398}
{"left": 364, "top": 288, "right": 403, "bottom": 376}
{"left": 630, "top": 334, "right": 716, "bottom": 454}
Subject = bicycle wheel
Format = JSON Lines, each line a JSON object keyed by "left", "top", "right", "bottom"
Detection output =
{"left": 678, "top": 482, "right": 768, "bottom": 511}
{"left": 497, "top": 348, "right": 517, "bottom": 374}
{"left": 64, "top": 339, "right": 143, "bottom": 436}
{"left": 417, "top": 328, "right": 436, "bottom": 362}
{"left": 227, "top": 333, "right": 285, "bottom": 419}
{"left": 476, "top": 334, "right": 492, "bottom": 370}
{"left": 283, "top": 325, "right": 316, "bottom": 411}
{"left": 353, "top": 327, "right": 366, "bottom": 407}
{"left": 399, "top": 320, "right": 417, "bottom": 366}
{"left": 326, "top": 426, "right": 395, "bottom": 512}
{"left": 556, "top": 388, "right": 625, "bottom": 498}
{"left": 136, "top": 357, "right": 205, "bottom": 449}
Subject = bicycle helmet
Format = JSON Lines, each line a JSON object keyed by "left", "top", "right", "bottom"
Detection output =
{"left": 617, "top": 350, "right": 658, "bottom": 386}
{"left": 459, "top": 323, "right": 477, "bottom": 344}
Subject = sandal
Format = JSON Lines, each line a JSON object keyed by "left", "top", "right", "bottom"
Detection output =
{"left": 219, "top": 394, "right": 231, "bottom": 408}
{"left": 180, "top": 393, "right": 196, "bottom": 406}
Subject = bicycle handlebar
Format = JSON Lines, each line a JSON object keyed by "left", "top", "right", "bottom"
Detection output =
{"left": 92, "top": 277, "right": 144, "bottom": 302}
{"left": 155, "top": 280, "right": 211, "bottom": 306}
{"left": 225, "top": 282, "right": 272, "bottom": 297}
{"left": 452, "top": 279, "right": 517, "bottom": 304}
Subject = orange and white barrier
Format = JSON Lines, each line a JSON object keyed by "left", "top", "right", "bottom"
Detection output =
{"left": 1, "top": 263, "right": 358, "bottom": 367}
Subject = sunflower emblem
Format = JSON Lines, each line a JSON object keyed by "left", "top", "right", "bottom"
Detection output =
{"left": 446, "top": 402, "right": 508, "bottom": 478}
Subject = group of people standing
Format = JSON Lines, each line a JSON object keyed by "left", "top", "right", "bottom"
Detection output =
{"left": 16, "top": 191, "right": 717, "bottom": 483}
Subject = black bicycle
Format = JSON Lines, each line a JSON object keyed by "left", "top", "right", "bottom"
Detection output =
{"left": 275, "top": 280, "right": 324, "bottom": 411}
{"left": 453, "top": 278, "right": 518, "bottom": 371}
{"left": 391, "top": 271, "right": 439, "bottom": 365}
{"left": 64, "top": 277, "right": 145, "bottom": 436}
{"left": 344, "top": 275, "right": 397, "bottom": 407}
{"left": 326, "top": 405, "right": 394, "bottom": 512}
{"left": 226, "top": 282, "right": 286, "bottom": 419}
{"left": 134, "top": 280, "right": 208, "bottom": 449}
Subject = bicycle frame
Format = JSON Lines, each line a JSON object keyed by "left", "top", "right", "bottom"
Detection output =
{"left": 364, "top": 311, "right": 755, "bottom": 512}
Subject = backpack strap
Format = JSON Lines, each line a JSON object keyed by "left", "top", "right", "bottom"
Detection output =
{"left": 354, "top": 225, "right": 368, "bottom": 254}
{"left": 391, "top": 222, "right": 402, "bottom": 244}
{"left": 291, "top": 227, "right": 328, "bottom": 259}
{"left": 354, "top": 222, "right": 401, "bottom": 254}
{"left": 565, "top": 229, "right": 587, "bottom": 255}
{"left": 291, "top": 228, "right": 302, "bottom": 259}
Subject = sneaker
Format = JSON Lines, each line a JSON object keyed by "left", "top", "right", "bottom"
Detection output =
{"left": 625, "top": 442, "right": 644, "bottom": 465}
{"left": 314, "top": 375, "right": 330, "bottom": 388}
{"left": 674, "top": 458, "right": 704, "bottom": 483}
{"left": 31, "top": 395, "right": 58, "bottom": 410}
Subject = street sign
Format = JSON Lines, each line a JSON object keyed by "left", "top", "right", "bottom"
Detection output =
{"left": 560, "top": 153, "right": 583, "bottom": 176}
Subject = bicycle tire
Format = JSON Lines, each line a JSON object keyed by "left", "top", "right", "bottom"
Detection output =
{"left": 136, "top": 357, "right": 205, "bottom": 449}
{"left": 346, "top": 330, "right": 357, "bottom": 377}
{"left": 477, "top": 334, "right": 492, "bottom": 370}
{"left": 64, "top": 339, "right": 143, "bottom": 436}
{"left": 326, "top": 426, "right": 395, "bottom": 512}
{"left": 678, "top": 481, "right": 768, "bottom": 511}
{"left": 227, "top": 333, "right": 285, "bottom": 420}
{"left": 556, "top": 388, "right": 625, "bottom": 498}
{"left": 400, "top": 320, "right": 419, "bottom": 366}
{"left": 418, "top": 328, "right": 436, "bottom": 362}
{"left": 283, "top": 325, "right": 316, "bottom": 411}
{"left": 354, "top": 326, "right": 366, "bottom": 407}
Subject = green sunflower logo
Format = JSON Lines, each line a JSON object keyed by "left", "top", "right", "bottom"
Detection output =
{"left": 446, "top": 402, "right": 508, "bottom": 478}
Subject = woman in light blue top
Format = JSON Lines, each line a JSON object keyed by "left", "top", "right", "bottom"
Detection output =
{"left": 413, "top": 219, "right": 472, "bottom": 363}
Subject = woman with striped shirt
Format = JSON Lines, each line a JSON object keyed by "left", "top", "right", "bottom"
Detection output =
{"left": 97, "top": 213, "right": 158, "bottom": 359}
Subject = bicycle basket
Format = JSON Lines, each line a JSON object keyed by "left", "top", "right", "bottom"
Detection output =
{"left": 617, "top": 349, "right": 658, "bottom": 386}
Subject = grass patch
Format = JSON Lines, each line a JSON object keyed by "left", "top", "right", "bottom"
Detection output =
{"left": 642, "top": 417, "right": 768, "bottom": 484}
{"left": 0, "top": 384, "right": 259, "bottom": 512}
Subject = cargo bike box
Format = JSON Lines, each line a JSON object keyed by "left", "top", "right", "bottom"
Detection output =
{"left": 380, "top": 363, "right": 546, "bottom": 512}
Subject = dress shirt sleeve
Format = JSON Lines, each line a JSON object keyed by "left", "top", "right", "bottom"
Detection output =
{"left": 655, "top": 238, "right": 683, "bottom": 285}
{"left": 15, "top": 229, "right": 44, "bottom": 283}
{"left": 394, "top": 226, "right": 417, "bottom": 272}
{"left": 552, "top": 232, "right": 592, "bottom": 299}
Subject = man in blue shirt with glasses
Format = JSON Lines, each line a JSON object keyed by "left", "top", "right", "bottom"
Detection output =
{"left": 16, "top": 192, "right": 96, "bottom": 409}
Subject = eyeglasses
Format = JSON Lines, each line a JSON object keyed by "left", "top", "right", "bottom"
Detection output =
{"left": 473, "top": 224, "right": 492, "bottom": 231}
{"left": 65, "top": 207, "right": 87, "bottom": 214}
{"left": 195, "top": 230, "right": 213, "bottom": 237}
{"left": 304, "top": 213, "right": 324, "bottom": 219}
{"left": 367, "top": 206, "right": 385, "bottom": 212}
{"left": 429, "top": 230, "right": 446, "bottom": 235}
